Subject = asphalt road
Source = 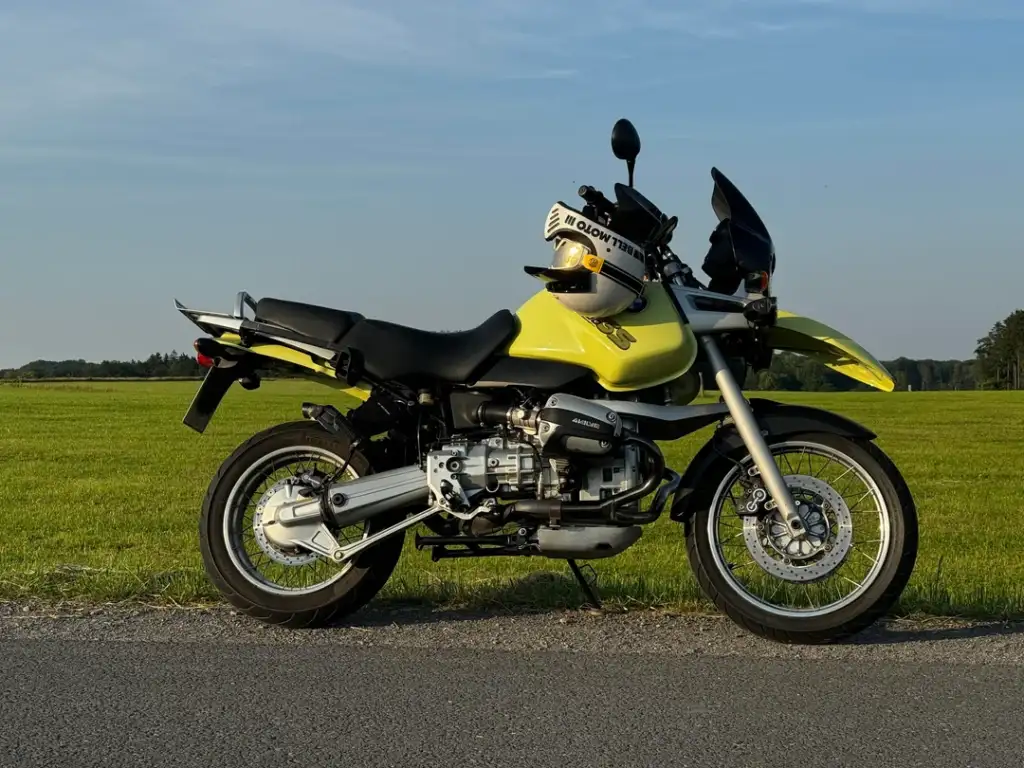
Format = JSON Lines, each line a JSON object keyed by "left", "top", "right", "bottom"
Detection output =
{"left": 2, "top": 604, "right": 1023, "bottom": 768}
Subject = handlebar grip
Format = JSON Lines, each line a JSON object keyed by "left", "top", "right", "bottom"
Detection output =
{"left": 578, "top": 185, "right": 614, "bottom": 215}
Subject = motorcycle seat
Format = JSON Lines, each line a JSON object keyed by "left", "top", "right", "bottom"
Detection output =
{"left": 255, "top": 298, "right": 364, "bottom": 345}
{"left": 255, "top": 297, "right": 518, "bottom": 384}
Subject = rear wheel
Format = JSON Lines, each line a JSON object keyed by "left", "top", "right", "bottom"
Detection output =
{"left": 199, "top": 421, "right": 406, "bottom": 628}
{"left": 685, "top": 432, "right": 918, "bottom": 644}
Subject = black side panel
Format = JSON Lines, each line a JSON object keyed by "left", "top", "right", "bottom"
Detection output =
{"left": 470, "top": 356, "right": 594, "bottom": 389}
{"left": 669, "top": 399, "right": 876, "bottom": 523}
{"left": 346, "top": 395, "right": 400, "bottom": 438}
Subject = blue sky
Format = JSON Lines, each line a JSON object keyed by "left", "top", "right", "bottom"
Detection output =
{"left": 1, "top": 0, "right": 1022, "bottom": 367}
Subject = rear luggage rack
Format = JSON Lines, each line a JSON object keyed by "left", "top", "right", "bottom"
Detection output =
{"left": 233, "top": 291, "right": 258, "bottom": 320}
{"left": 174, "top": 292, "right": 339, "bottom": 362}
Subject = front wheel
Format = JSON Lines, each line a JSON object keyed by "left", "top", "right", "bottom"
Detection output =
{"left": 685, "top": 431, "right": 918, "bottom": 644}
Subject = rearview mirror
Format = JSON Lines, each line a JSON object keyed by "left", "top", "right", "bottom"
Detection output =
{"left": 611, "top": 118, "right": 641, "bottom": 187}
{"left": 611, "top": 119, "right": 641, "bottom": 161}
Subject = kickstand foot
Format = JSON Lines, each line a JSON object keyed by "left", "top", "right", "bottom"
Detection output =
{"left": 567, "top": 559, "right": 602, "bottom": 610}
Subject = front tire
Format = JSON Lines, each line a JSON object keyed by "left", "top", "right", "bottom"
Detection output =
{"left": 199, "top": 421, "right": 406, "bottom": 628}
{"left": 685, "top": 431, "right": 918, "bottom": 644}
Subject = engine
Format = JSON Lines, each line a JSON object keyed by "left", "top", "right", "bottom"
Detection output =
{"left": 425, "top": 394, "right": 643, "bottom": 524}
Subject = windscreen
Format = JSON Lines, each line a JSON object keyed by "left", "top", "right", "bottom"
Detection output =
{"left": 710, "top": 167, "right": 771, "bottom": 238}
{"left": 709, "top": 167, "right": 775, "bottom": 275}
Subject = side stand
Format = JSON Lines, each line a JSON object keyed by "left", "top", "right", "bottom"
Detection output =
{"left": 567, "top": 559, "right": 602, "bottom": 610}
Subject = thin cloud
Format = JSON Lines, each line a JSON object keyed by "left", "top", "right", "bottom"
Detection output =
{"left": 766, "top": 0, "right": 1024, "bottom": 20}
{"left": 498, "top": 68, "right": 580, "bottom": 81}
{"left": 1, "top": 0, "right": 1014, "bottom": 140}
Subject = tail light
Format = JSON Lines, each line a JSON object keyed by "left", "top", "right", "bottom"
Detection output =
{"left": 194, "top": 338, "right": 219, "bottom": 369}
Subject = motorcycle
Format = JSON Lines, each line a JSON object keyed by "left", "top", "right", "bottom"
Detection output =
{"left": 176, "top": 118, "right": 917, "bottom": 644}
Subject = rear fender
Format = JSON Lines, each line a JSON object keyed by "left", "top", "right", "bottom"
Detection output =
{"left": 182, "top": 340, "right": 261, "bottom": 433}
{"left": 668, "top": 399, "right": 875, "bottom": 523}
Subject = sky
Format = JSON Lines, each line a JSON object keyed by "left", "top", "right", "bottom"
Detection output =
{"left": 1, "top": 0, "right": 1022, "bottom": 367}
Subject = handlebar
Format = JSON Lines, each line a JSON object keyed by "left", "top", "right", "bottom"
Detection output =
{"left": 577, "top": 185, "right": 615, "bottom": 218}
{"left": 576, "top": 183, "right": 705, "bottom": 290}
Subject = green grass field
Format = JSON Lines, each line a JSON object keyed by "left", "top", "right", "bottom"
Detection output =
{"left": 1, "top": 380, "right": 1022, "bottom": 618}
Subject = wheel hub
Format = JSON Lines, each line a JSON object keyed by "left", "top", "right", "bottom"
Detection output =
{"left": 742, "top": 474, "right": 853, "bottom": 583}
{"left": 253, "top": 479, "right": 322, "bottom": 566}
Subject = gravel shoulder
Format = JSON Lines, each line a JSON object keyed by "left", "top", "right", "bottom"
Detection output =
{"left": 4, "top": 600, "right": 1024, "bottom": 664}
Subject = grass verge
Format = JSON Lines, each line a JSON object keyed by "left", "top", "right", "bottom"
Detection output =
{"left": 2, "top": 381, "right": 1023, "bottom": 619}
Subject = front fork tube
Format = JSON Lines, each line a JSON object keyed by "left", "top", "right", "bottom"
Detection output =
{"left": 699, "top": 335, "right": 806, "bottom": 537}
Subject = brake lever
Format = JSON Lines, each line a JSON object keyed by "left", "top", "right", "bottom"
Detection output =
{"left": 652, "top": 215, "right": 678, "bottom": 246}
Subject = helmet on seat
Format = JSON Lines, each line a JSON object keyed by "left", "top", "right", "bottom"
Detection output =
{"left": 524, "top": 202, "right": 647, "bottom": 319}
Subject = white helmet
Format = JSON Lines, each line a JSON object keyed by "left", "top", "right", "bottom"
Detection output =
{"left": 524, "top": 202, "right": 647, "bottom": 318}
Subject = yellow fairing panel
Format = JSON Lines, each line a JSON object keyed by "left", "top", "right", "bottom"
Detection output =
{"left": 766, "top": 311, "right": 895, "bottom": 392}
{"left": 217, "top": 333, "right": 372, "bottom": 401}
{"left": 507, "top": 284, "right": 697, "bottom": 391}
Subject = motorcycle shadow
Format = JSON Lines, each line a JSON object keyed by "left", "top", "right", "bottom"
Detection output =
{"left": 846, "top": 618, "right": 1024, "bottom": 646}
{"left": 328, "top": 573, "right": 1024, "bottom": 646}
{"left": 338, "top": 570, "right": 627, "bottom": 628}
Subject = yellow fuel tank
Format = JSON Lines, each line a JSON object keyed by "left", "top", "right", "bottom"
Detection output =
{"left": 506, "top": 284, "right": 698, "bottom": 392}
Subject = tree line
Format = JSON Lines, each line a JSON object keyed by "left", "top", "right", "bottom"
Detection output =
{"left": 2, "top": 352, "right": 207, "bottom": 380}
{"left": 742, "top": 352, "right": 977, "bottom": 392}
{"left": 4, "top": 310, "right": 1022, "bottom": 391}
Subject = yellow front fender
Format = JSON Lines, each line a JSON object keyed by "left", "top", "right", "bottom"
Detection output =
{"left": 765, "top": 311, "right": 896, "bottom": 392}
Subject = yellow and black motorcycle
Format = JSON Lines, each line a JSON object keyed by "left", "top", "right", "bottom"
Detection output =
{"left": 177, "top": 118, "right": 916, "bottom": 644}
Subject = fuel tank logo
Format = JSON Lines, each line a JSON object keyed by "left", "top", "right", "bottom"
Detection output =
{"left": 588, "top": 318, "right": 637, "bottom": 350}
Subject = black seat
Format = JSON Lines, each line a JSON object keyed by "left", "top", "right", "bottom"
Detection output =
{"left": 341, "top": 311, "right": 519, "bottom": 383}
{"left": 255, "top": 298, "right": 364, "bottom": 345}
{"left": 255, "top": 297, "right": 519, "bottom": 384}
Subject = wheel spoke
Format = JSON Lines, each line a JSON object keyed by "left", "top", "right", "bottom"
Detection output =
{"left": 224, "top": 447, "right": 369, "bottom": 596}
{"left": 709, "top": 440, "right": 891, "bottom": 618}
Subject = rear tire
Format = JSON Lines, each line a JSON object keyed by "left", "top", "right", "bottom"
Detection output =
{"left": 684, "top": 431, "right": 918, "bottom": 644}
{"left": 199, "top": 421, "right": 406, "bottom": 628}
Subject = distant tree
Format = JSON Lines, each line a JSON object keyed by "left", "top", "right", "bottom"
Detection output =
{"left": 975, "top": 310, "right": 1024, "bottom": 390}
{"left": 1, "top": 352, "right": 206, "bottom": 380}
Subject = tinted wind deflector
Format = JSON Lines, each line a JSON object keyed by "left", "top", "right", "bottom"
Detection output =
{"left": 710, "top": 167, "right": 771, "bottom": 240}
{"left": 701, "top": 168, "right": 777, "bottom": 294}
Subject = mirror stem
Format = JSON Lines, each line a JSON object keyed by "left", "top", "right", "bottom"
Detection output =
{"left": 627, "top": 159, "right": 635, "bottom": 187}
